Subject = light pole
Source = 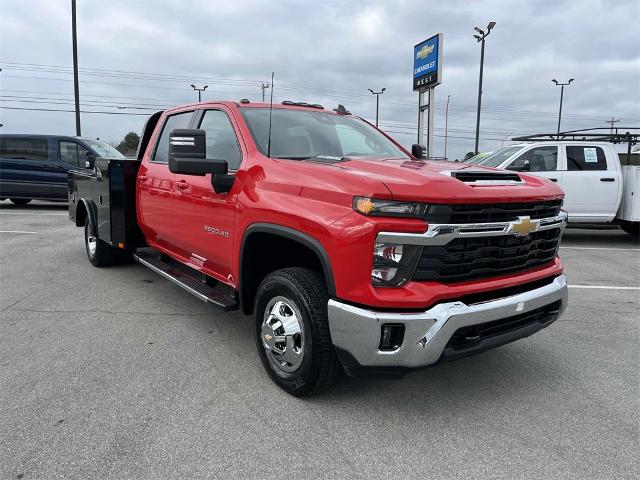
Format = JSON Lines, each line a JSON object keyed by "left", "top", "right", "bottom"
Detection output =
{"left": 552, "top": 78, "right": 573, "bottom": 135}
{"left": 444, "top": 94, "right": 451, "bottom": 160}
{"left": 191, "top": 84, "right": 208, "bottom": 102}
{"left": 368, "top": 88, "right": 386, "bottom": 127}
{"left": 473, "top": 21, "right": 496, "bottom": 154}
{"left": 71, "top": 0, "right": 81, "bottom": 136}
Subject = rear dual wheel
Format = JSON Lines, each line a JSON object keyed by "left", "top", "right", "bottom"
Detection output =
{"left": 254, "top": 267, "right": 339, "bottom": 397}
{"left": 84, "top": 218, "right": 117, "bottom": 267}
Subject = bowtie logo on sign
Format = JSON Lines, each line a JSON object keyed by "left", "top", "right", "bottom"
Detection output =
{"left": 416, "top": 44, "right": 434, "bottom": 60}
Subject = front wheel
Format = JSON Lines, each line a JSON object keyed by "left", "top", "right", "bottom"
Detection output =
{"left": 254, "top": 268, "right": 339, "bottom": 397}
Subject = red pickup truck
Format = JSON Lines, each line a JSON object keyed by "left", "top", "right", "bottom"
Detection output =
{"left": 69, "top": 100, "right": 568, "bottom": 396}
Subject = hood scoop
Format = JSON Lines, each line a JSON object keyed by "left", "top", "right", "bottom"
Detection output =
{"left": 448, "top": 170, "right": 522, "bottom": 185}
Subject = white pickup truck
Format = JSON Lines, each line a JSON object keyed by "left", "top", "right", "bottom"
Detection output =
{"left": 476, "top": 137, "right": 639, "bottom": 238}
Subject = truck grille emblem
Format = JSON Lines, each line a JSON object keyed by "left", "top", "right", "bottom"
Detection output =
{"left": 509, "top": 216, "right": 539, "bottom": 236}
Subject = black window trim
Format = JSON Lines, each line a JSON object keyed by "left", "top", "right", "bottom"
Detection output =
{"left": 150, "top": 110, "right": 196, "bottom": 164}
{"left": 194, "top": 108, "right": 244, "bottom": 173}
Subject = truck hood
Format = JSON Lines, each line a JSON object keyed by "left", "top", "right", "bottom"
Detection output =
{"left": 334, "top": 157, "right": 564, "bottom": 203}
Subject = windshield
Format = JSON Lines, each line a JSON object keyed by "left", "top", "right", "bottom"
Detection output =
{"left": 477, "top": 146, "right": 524, "bottom": 167}
{"left": 465, "top": 152, "right": 491, "bottom": 164}
{"left": 240, "top": 108, "right": 408, "bottom": 161}
{"left": 83, "top": 139, "right": 125, "bottom": 159}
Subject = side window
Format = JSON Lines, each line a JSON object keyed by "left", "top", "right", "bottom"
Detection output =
{"left": 566, "top": 146, "right": 607, "bottom": 171}
{"left": 60, "top": 141, "right": 86, "bottom": 167}
{"left": 153, "top": 111, "right": 193, "bottom": 163}
{"left": 507, "top": 146, "right": 558, "bottom": 172}
{"left": 0, "top": 137, "right": 48, "bottom": 161}
{"left": 199, "top": 110, "right": 242, "bottom": 170}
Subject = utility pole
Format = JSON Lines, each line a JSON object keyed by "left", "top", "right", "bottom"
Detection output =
{"left": 473, "top": 21, "right": 496, "bottom": 154}
{"left": 605, "top": 117, "right": 621, "bottom": 134}
{"left": 444, "top": 94, "right": 451, "bottom": 160}
{"left": 552, "top": 78, "right": 574, "bottom": 135}
{"left": 260, "top": 82, "right": 270, "bottom": 102}
{"left": 190, "top": 84, "right": 208, "bottom": 102}
{"left": 71, "top": 0, "right": 81, "bottom": 136}
{"left": 368, "top": 88, "right": 386, "bottom": 127}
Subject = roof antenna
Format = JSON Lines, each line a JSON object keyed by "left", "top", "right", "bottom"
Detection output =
{"left": 267, "top": 72, "right": 274, "bottom": 158}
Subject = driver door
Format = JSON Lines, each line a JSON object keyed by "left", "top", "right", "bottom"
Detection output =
{"left": 54, "top": 140, "right": 92, "bottom": 198}
{"left": 172, "top": 108, "right": 244, "bottom": 283}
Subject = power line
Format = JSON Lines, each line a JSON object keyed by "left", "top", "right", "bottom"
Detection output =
{"left": 0, "top": 106, "right": 151, "bottom": 115}
{"left": 2, "top": 61, "right": 633, "bottom": 122}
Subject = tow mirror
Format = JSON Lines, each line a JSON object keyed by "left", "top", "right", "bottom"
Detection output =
{"left": 168, "top": 129, "right": 228, "bottom": 176}
{"left": 411, "top": 144, "right": 426, "bottom": 159}
{"left": 508, "top": 160, "right": 530, "bottom": 172}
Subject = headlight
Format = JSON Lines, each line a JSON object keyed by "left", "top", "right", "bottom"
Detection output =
{"left": 353, "top": 196, "right": 427, "bottom": 218}
{"left": 372, "top": 242, "right": 422, "bottom": 287}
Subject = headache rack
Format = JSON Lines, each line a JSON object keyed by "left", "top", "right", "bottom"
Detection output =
{"left": 512, "top": 127, "right": 639, "bottom": 161}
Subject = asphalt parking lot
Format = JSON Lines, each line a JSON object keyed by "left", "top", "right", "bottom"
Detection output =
{"left": 0, "top": 200, "right": 638, "bottom": 480}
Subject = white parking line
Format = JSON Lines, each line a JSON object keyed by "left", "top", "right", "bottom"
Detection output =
{"left": 561, "top": 246, "right": 639, "bottom": 251}
{"left": 569, "top": 285, "right": 640, "bottom": 290}
{"left": 0, "top": 212, "right": 67, "bottom": 216}
{"left": 0, "top": 230, "right": 38, "bottom": 234}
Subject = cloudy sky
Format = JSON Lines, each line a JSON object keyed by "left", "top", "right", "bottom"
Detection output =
{"left": 1, "top": 0, "right": 638, "bottom": 159}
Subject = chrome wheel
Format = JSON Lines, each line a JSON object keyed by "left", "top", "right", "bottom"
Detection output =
{"left": 87, "top": 230, "right": 97, "bottom": 258}
{"left": 261, "top": 296, "right": 305, "bottom": 373}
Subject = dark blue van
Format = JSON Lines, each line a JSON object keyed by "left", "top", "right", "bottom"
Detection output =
{"left": 0, "top": 134, "right": 125, "bottom": 204}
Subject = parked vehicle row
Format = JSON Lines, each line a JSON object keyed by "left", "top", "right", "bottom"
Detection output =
{"left": 68, "top": 100, "right": 569, "bottom": 396}
{"left": 0, "top": 134, "right": 124, "bottom": 204}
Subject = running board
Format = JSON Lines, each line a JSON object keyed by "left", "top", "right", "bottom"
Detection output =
{"left": 133, "top": 251, "right": 238, "bottom": 311}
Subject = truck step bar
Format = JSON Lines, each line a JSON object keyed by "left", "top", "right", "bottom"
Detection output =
{"left": 133, "top": 251, "right": 238, "bottom": 311}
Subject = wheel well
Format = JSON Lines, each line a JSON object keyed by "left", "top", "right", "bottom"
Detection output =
{"left": 75, "top": 201, "right": 88, "bottom": 227}
{"left": 240, "top": 232, "right": 329, "bottom": 315}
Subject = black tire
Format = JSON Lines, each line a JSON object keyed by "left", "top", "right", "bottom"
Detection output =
{"left": 254, "top": 267, "right": 339, "bottom": 397}
{"left": 84, "top": 218, "right": 116, "bottom": 267}
{"left": 10, "top": 198, "right": 31, "bottom": 205}
{"left": 620, "top": 221, "right": 639, "bottom": 239}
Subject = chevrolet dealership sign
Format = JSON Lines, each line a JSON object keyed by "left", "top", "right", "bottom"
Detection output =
{"left": 413, "top": 33, "right": 442, "bottom": 91}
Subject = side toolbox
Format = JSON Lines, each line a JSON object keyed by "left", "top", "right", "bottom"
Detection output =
{"left": 69, "top": 157, "right": 145, "bottom": 251}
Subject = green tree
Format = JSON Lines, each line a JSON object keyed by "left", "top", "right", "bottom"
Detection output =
{"left": 116, "top": 132, "right": 140, "bottom": 156}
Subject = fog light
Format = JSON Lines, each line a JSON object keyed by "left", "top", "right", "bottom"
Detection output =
{"left": 379, "top": 324, "right": 405, "bottom": 351}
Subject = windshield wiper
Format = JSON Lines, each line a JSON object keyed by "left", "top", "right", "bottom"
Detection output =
{"left": 275, "top": 155, "right": 314, "bottom": 160}
{"left": 275, "top": 155, "right": 347, "bottom": 162}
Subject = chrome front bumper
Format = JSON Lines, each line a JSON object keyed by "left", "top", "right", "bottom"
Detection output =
{"left": 328, "top": 274, "right": 568, "bottom": 370}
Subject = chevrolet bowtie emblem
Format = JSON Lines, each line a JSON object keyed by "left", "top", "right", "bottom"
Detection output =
{"left": 264, "top": 334, "right": 273, "bottom": 341}
{"left": 509, "top": 216, "right": 539, "bottom": 236}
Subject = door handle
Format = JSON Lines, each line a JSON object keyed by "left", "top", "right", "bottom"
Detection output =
{"left": 600, "top": 178, "right": 615, "bottom": 182}
{"left": 176, "top": 180, "right": 189, "bottom": 190}
{"left": 549, "top": 178, "right": 558, "bottom": 182}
